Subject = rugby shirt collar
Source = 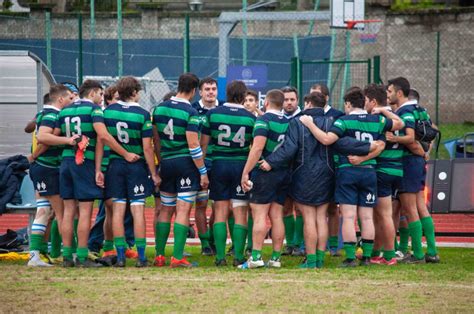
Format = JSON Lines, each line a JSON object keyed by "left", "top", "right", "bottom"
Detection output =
{"left": 171, "top": 96, "right": 191, "bottom": 105}
{"left": 43, "top": 105, "right": 60, "bottom": 112}
{"left": 349, "top": 109, "right": 368, "bottom": 115}
{"left": 399, "top": 100, "right": 418, "bottom": 109}
{"left": 199, "top": 99, "right": 219, "bottom": 109}
{"left": 282, "top": 107, "right": 301, "bottom": 118}
{"left": 224, "top": 102, "right": 245, "bottom": 109}
{"left": 79, "top": 98, "right": 94, "bottom": 104}
{"left": 324, "top": 105, "right": 331, "bottom": 113}
{"left": 265, "top": 109, "right": 283, "bottom": 116}
{"left": 117, "top": 100, "right": 141, "bottom": 107}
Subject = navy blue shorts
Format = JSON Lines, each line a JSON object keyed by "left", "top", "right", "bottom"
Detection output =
{"left": 400, "top": 155, "right": 426, "bottom": 193}
{"left": 249, "top": 168, "right": 290, "bottom": 206}
{"left": 29, "top": 162, "right": 60, "bottom": 196}
{"left": 209, "top": 160, "right": 248, "bottom": 201}
{"left": 159, "top": 157, "right": 200, "bottom": 194}
{"left": 60, "top": 158, "right": 103, "bottom": 201}
{"left": 105, "top": 159, "right": 151, "bottom": 200}
{"left": 335, "top": 166, "right": 377, "bottom": 208}
{"left": 376, "top": 171, "right": 402, "bottom": 198}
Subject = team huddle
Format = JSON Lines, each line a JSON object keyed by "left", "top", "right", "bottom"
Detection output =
{"left": 26, "top": 73, "right": 440, "bottom": 269}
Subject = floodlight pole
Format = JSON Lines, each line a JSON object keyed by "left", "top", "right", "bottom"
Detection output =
{"left": 242, "top": 0, "right": 247, "bottom": 66}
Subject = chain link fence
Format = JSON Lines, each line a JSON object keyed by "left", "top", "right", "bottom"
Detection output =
{"left": 1, "top": 9, "right": 473, "bottom": 129}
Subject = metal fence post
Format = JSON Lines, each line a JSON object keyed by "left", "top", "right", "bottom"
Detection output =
{"left": 184, "top": 14, "right": 190, "bottom": 72}
{"left": 373, "top": 55, "right": 381, "bottom": 84}
{"left": 78, "top": 12, "right": 83, "bottom": 85}
{"left": 242, "top": 0, "right": 247, "bottom": 66}
{"left": 117, "top": 0, "right": 123, "bottom": 77}
{"left": 367, "top": 58, "right": 372, "bottom": 84}
{"left": 45, "top": 11, "right": 51, "bottom": 71}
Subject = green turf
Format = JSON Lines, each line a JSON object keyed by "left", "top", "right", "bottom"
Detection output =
{"left": 1, "top": 246, "right": 473, "bottom": 312}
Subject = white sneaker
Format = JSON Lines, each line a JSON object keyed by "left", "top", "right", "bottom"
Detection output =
{"left": 267, "top": 258, "right": 281, "bottom": 268}
{"left": 28, "top": 251, "right": 53, "bottom": 267}
{"left": 237, "top": 257, "right": 265, "bottom": 269}
{"left": 395, "top": 250, "right": 406, "bottom": 261}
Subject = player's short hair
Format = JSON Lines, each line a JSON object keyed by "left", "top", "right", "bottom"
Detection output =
{"left": 79, "top": 79, "right": 103, "bottom": 99}
{"left": 344, "top": 87, "right": 365, "bottom": 109}
{"left": 104, "top": 85, "right": 118, "bottom": 104}
{"left": 310, "top": 83, "right": 329, "bottom": 98}
{"left": 364, "top": 83, "right": 386, "bottom": 106}
{"left": 246, "top": 89, "right": 258, "bottom": 101}
{"left": 304, "top": 92, "right": 326, "bottom": 108}
{"left": 281, "top": 86, "right": 298, "bottom": 99}
{"left": 178, "top": 72, "right": 199, "bottom": 94}
{"left": 116, "top": 76, "right": 141, "bottom": 101}
{"left": 226, "top": 80, "right": 247, "bottom": 104}
{"left": 162, "top": 91, "right": 177, "bottom": 102}
{"left": 49, "top": 84, "right": 70, "bottom": 102}
{"left": 43, "top": 93, "right": 51, "bottom": 105}
{"left": 198, "top": 77, "right": 217, "bottom": 90}
{"left": 387, "top": 77, "right": 410, "bottom": 97}
{"left": 408, "top": 88, "right": 420, "bottom": 102}
{"left": 265, "top": 89, "right": 284, "bottom": 109}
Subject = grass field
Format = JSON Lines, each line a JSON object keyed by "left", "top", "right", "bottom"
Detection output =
{"left": 1, "top": 246, "right": 473, "bottom": 312}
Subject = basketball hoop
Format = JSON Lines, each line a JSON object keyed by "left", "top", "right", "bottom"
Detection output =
{"left": 345, "top": 20, "right": 383, "bottom": 44}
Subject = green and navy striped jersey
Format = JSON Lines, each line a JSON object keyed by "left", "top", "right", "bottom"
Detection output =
{"left": 191, "top": 99, "right": 223, "bottom": 161}
{"left": 375, "top": 107, "right": 404, "bottom": 177}
{"left": 57, "top": 99, "right": 104, "bottom": 161}
{"left": 330, "top": 110, "right": 392, "bottom": 168}
{"left": 202, "top": 103, "right": 256, "bottom": 161}
{"left": 253, "top": 110, "right": 289, "bottom": 159}
{"left": 152, "top": 96, "right": 200, "bottom": 160}
{"left": 395, "top": 101, "right": 417, "bottom": 157}
{"left": 103, "top": 101, "right": 153, "bottom": 160}
{"left": 35, "top": 106, "right": 62, "bottom": 168}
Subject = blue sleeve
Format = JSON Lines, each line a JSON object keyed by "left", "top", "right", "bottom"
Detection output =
{"left": 331, "top": 136, "right": 371, "bottom": 156}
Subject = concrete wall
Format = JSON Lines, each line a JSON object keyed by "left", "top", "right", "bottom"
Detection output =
{"left": 0, "top": 8, "right": 472, "bottom": 122}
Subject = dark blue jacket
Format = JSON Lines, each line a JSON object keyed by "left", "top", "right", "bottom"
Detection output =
{"left": 0, "top": 155, "right": 29, "bottom": 214}
{"left": 265, "top": 108, "right": 370, "bottom": 205}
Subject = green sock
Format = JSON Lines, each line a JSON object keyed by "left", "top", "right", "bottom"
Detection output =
{"left": 399, "top": 227, "right": 409, "bottom": 253}
{"left": 103, "top": 240, "right": 114, "bottom": 252}
{"left": 155, "top": 222, "right": 171, "bottom": 256}
{"left": 344, "top": 242, "right": 356, "bottom": 260}
{"left": 233, "top": 224, "right": 248, "bottom": 260}
{"left": 247, "top": 217, "right": 253, "bottom": 249}
{"left": 63, "top": 246, "right": 73, "bottom": 260}
{"left": 271, "top": 250, "right": 281, "bottom": 260}
{"left": 316, "top": 249, "right": 325, "bottom": 263}
{"left": 394, "top": 237, "right": 399, "bottom": 251}
{"left": 72, "top": 218, "right": 78, "bottom": 254}
{"left": 208, "top": 226, "right": 214, "bottom": 246}
{"left": 283, "top": 215, "right": 295, "bottom": 247}
{"left": 421, "top": 216, "right": 438, "bottom": 256}
{"left": 76, "top": 247, "right": 88, "bottom": 262}
{"left": 213, "top": 222, "right": 227, "bottom": 260}
{"left": 362, "top": 239, "right": 374, "bottom": 258}
{"left": 251, "top": 249, "right": 262, "bottom": 261}
{"left": 372, "top": 249, "right": 381, "bottom": 258}
{"left": 198, "top": 232, "right": 210, "bottom": 249}
{"left": 329, "top": 236, "right": 339, "bottom": 249}
{"left": 409, "top": 220, "right": 424, "bottom": 260}
{"left": 294, "top": 215, "right": 304, "bottom": 247}
{"left": 29, "top": 234, "right": 43, "bottom": 251}
{"left": 306, "top": 253, "right": 317, "bottom": 265}
{"left": 173, "top": 223, "right": 188, "bottom": 260}
{"left": 40, "top": 240, "right": 48, "bottom": 255}
{"left": 383, "top": 250, "right": 395, "bottom": 261}
{"left": 228, "top": 216, "right": 235, "bottom": 244}
{"left": 114, "top": 236, "right": 126, "bottom": 248}
{"left": 50, "top": 219, "right": 62, "bottom": 258}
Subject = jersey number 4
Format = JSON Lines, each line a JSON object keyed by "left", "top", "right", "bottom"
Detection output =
{"left": 217, "top": 125, "right": 245, "bottom": 147}
{"left": 163, "top": 119, "right": 174, "bottom": 140}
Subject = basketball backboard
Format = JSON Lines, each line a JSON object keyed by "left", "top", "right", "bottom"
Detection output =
{"left": 330, "top": 0, "right": 365, "bottom": 29}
